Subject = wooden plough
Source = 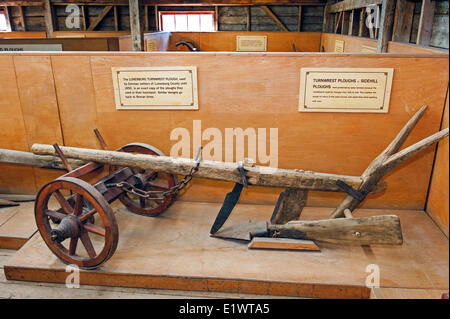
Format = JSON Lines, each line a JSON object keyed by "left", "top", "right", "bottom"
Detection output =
{"left": 0, "top": 105, "right": 448, "bottom": 268}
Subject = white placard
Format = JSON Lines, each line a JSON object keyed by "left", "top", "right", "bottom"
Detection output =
{"left": 0, "top": 44, "right": 63, "bottom": 52}
{"left": 334, "top": 39, "right": 345, "bottom": 52}
{"left": 299, "top": 68, "right": 394, "bottom": 113}
{"left": 112, "top": 66, "right": 198, "bottom": 110}
{"left": 236, "top": 36, "right": 267, "bottom": 52}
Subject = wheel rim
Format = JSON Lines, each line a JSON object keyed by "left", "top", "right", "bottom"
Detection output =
{"left": 35, "top": 177, "right": 119, "bottom": 269}
{"left": 110, "top": 143, "right": 177, "bottom": 216}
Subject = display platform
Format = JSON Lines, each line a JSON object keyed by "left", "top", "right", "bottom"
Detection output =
{"left": 0, "top": 202, "right": 36, "bottom": 249}
{"left": 4, "top": 201, "right": 449, "bottom": 298}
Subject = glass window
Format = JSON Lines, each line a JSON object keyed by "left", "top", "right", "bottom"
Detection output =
{"left": 160, "top": 11, "right": 215, "bottom": 32}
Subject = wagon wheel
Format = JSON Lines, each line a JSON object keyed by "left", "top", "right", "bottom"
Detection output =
{"left": 110, "top": 143, "right": 177, "bottom": 217}
{"left": 35, "top": 177, "right": 119, "bottom": 269}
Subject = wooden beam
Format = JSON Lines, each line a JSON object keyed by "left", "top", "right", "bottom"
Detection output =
{"left": 341, "top": 10, "right": 349, "bottom": 34}
{"left": 297, "top": 5, "right": 302, "bottom": 31}
{"left": 348, "top": 9, "right": 354, "bottom": 35}
{"left": 49, "top": 1, "right": 326, "bottom": 5}
{"left": 377, "top": 0, "right": 396, "bottom": 52}
{"left": 154, "top": 5, "right": 159, "bottom": 31}
{"left": 2, "top": 6, "right": 12, "bottom": 32}
{"left": 215, "top": 6, "right": 219, "bottom": 30}
{"left": 17, "top": 5, "right": 26, "bottom": 31}
{"left": 246, "top": 6, "right": 251, "bottom": 31}
{"left": 81, "top": 5, "right": 86, "bottom": 30}
{"left": 114, "top": 5, "right": 119, "bottom": 31}
{"left": 392, "top": 0, "right": 414, "bottom": 43}
{"left": 334, "top": 11, "right": 342, "bottom": 33}
{"left": 87, "top": 5, "right": 113, "bottom": 31}
{"left": 144, "top": 5, "right": 149, "bottom": 31}
{"left": 417, "top": 0, "right": 436, "bottom": 46}
{"left": 358, "top": 7, "right": 365, "bottom": 36}
{"left": 260, "top": 5, "right": 289, "bottom": 32}
{"left": 129, "top": 0, "right": 144, "bottom": 51}
{"left": 43, "top": 0, "right": 53, "bottom": 38}
{"left": 329, "top": 0, "right": 383, "bottom": 13}
{"left": 322, "top": 0, "right": 333, "bottom": 33}
{"left": 0, "top": 1, "right": 325, "bottom": 6}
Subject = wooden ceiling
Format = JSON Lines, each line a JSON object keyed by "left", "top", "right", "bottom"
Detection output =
{"left": 1, "top": 0, "right": 326, "bottom": 6}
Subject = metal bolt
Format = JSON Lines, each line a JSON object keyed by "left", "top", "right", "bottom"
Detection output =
{"left": 353, "top": 231, "right": 362, "bottom": 238}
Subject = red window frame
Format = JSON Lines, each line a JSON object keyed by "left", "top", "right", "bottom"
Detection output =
{"left": 159, "top": 11, "right": 215, "bottom": 32}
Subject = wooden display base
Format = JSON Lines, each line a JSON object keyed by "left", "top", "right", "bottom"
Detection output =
{"left": 4, "top": 202, "right": 449, "bottom": 299}
{"left": 0, "top": 202, "right": 36, "bottom": 249}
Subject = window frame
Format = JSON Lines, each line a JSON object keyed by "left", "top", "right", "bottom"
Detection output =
{"left": 159, "top": 11, "right": 215, "bottom": 32}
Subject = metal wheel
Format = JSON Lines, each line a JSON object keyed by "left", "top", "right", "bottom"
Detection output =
{"left": 111, "top": 143, "right": 177, "bottom": 217}
{"left": 35, "top": 177, "right": 119, "bottom": 269}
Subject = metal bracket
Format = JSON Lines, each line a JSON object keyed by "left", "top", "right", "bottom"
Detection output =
{"left": 336, "top": 179, "right": 366, "bottom": 202}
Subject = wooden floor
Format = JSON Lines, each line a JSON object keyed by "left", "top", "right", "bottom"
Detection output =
{"left": 0, "top": 202, "right": 36, "bottom": 249}
{"left": 2, "top": 201, "right": 448, "bottom": 299}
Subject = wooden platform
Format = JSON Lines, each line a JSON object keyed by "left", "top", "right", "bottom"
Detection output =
{"left": 0, "top": 202, "right": 36, "bottom": 249}
{"left": 4, "top": 201, "right": 449, "bottom": 299}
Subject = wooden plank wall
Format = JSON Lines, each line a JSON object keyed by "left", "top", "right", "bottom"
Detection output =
{"left": 0, "top": 52, "right": 448, "bottom": 213}
{"left": 320, "top": 33, "right": 449, "bottom": 54}
{"left": 426, "top": 89, "right": 449, "bottom": 236}
{"left": 168, "top": 31, "right": 322, "bottom": 52}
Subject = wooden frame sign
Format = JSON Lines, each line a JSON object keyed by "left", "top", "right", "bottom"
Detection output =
{"left": 236, "top": 36, "right": 267, "bottom": 52}
{"left": 298, "top": 68, "right": 394, "bottom": 113}
{"left": 112, "top": 66, "right": 198, "bottom": 110}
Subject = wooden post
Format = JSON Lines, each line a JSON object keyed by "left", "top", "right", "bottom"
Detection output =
{"left": 114, "top": 5, "right": 119, "bottom": 31}
{"left": 348, "top": 9, "right": 354, "bottom": 35}
{"left": 2, "top": 6, "right": 12, "bottom": 32}
{"left": 144, "top": 5, "right": 148, "bottom": 31}
{"left": 341, "top": 11, "right": 349, "bottom": 34}
{"left": 129, "top": 0, "right": 144, "bottom": 51}
{"left": 377, "top": 0, "right": 396, "bottom": 52}
{"left": 154, "top": 5, "right": 159, "bottom": 31}
{"left": 297, "top": 5, "right": 302, "bottom": 32}
{"left": 81, "top": 5, "right": 86, "bottom": 30}
{"left": 214, "top": 6, "right": 219, "bottom": 31}
{"left": 18, "top": 5, "right": 26, "bottom": 31}
{"left": 334, "top": 11, "right": 342, "bottom": 33}
{"left": 417, "top": 0, "right": 436, "bottom": 46}
{"left": 392, "top": 0, "right": 415, "bottom": 43}
{"left": 43, "top": 0, "right": 53, "bottom": 38}
{"left": 322, "top": 0, "right": 333, "bottom": 33}
{"left": 246, "top": 6, "right": 251, "bottom": 31}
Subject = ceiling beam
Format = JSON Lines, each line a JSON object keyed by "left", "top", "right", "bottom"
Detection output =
{"left": 87, "top": 5, "right": 113, "bottom": 31}
{"left": 328, "top": 0, "right": 382, "bottom": 13}
{"left": 261, "top": 5, "right": 289, "bottom": 31}
{"left": 0, "top": 1, "right": 326, "bottom": 6}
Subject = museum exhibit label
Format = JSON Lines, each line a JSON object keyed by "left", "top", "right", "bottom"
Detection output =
{"left": 298, "top": 68, "right": 394, "bottom": 113}
{"left": 112, "top": 66, "right": 198, "bottom": 110}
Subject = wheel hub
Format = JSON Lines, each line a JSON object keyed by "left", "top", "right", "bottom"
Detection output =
{"left": 50, "top": 215, "right": 81, "bottom": 243}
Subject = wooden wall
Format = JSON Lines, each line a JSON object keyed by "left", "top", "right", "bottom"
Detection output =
{"left": 168, "top": 31, "right": 321, "bottom": 52}
{"left": 320, "top": 33, "right": 449, "bottom": 54}
{"left": 0, "top": 52, "right": 448, "bottom": 213}
{"left": 0, "top": 37, "right": 120, "bottom": 51}
{"left": 0, "top": 32, "right": 46, "bottom": 38}
{"left": 426, "top": 89, "right": 449, "bottom": 236}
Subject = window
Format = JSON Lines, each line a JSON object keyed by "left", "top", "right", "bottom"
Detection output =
{"left": 0, "top": 10, "right": 8, "bottom": 32}
{"left": 160, "top": 11, "right": 215, "bottom": 32}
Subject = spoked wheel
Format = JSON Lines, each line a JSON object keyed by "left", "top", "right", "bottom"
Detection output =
{"left": 110, "top": 143, "right": 177, "bottom": 217}
{"left": 35, "top": 177, "right": 119, "bottom": 269}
